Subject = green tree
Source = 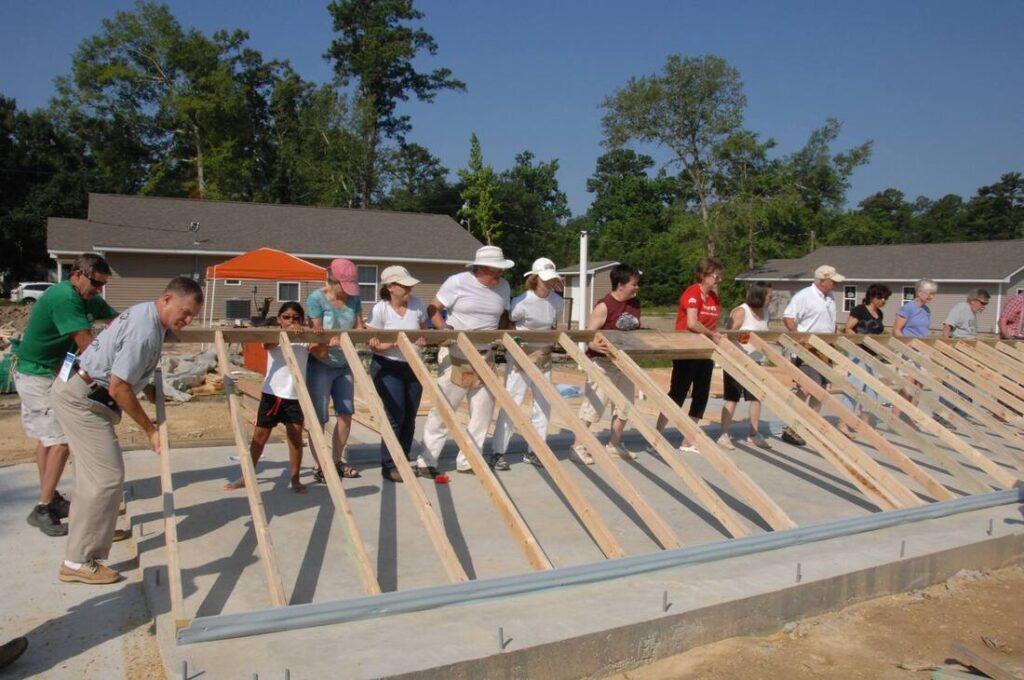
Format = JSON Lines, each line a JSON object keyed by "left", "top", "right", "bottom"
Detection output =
{"left": 380, "top": 142, "right": 458, "bottom": 213}
{"left": 961, "top": 172, "right": 1024, "bottom": 240}
{"left": 457, "top": 133, "right": 502, "bottom": 244}
{"left": 601, "top": 54, "right": 746, "bottom": 255}
{"left": 54, "top": 1, "right": 282, "bottom": 200}
{"left": 325, "top": 0, "right": 465, "bottom": 207}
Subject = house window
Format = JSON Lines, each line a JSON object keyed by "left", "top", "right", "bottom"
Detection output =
{"left": 277, "top": 281, "right": 300, "bottom": 302}
{"left": 902, "top": 286, "right": 916, "bottom": 303}
{"left": 358, "top": 265, "right": 378, "bottom": 302}
{"left": 224, "top": 279, "right": 241, "bottom": 286}
{"left": 843, "top": 285, "right": 857, "bottom": 312}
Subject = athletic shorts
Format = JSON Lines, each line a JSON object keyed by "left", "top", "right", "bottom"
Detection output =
{"left": 722, "top": 371, "right": 756, "bottom": 402}
{"left": 256, "top": 393, "right": 304, "bottom": 428}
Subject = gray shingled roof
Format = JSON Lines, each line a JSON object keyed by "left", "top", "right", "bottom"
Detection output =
{"left": 737, "top": 241, "right": 1024, "bottom": 283}
{"left": 48, "top": 193, "right": 483, "bottom": 262}
{"left": 558, "top": 261, "right": 619, "bottom": 275}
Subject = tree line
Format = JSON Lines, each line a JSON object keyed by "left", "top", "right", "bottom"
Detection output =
{"left": 1, "top": 1, "right": 1021, "bottom": 306}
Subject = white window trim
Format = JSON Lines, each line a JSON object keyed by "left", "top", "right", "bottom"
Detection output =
{"left": 224, "top": 279, "right": 241, "bottom": 286}
{"left": 277, "top": 281, "right": 301, "bottom": 302}
{"left": 843, "top": 285, "right": 857, "bottom": 312}
{"left": 357, "top": 265, "right": 378, "bottom": 303}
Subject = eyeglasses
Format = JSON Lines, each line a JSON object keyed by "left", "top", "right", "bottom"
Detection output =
{"left": 88, "top": 277, "right": 106, "bottom": 289}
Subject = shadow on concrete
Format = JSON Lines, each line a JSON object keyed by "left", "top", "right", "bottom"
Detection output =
{"left": 624, "top": 461, "right": 734, "bottom": 539}
{"left": 742, "top": 447, "right": 881, "bottom": 513}
{"left": 290, "top": 500, "right": 337, "bottom": 604}
{"left": 6, "top": 582, "right": 151, "bottom": 680}
{"left": 375, "top": 476, "right": 399, "bottom": 593}
{"left": 574, "top": 463, "right": 662, "bottom": 549}
{"left": 433, "top": 478, "right": 476, "bottom": 580}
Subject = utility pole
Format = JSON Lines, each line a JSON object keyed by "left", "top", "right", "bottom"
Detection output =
{"left": 577, "top": 231, "right": 589, "bottom": 331}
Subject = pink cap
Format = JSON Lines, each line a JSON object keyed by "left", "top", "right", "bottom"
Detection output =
{"left": 329, "top": 258, "right": 361, "bottom": 296}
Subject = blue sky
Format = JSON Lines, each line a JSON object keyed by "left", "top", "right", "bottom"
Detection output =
{"left": 2, "top": 0, "right": 1022, "bottom": 216}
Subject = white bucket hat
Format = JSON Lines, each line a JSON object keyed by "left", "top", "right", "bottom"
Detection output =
{"left": 380, "top": 265, "right": 420, "bottom": 287}
{"left": 525, "top": 257, "right": 561, "bottom": 282}
{"left": 467, "top": 245, "right": 514, "bottom": 270}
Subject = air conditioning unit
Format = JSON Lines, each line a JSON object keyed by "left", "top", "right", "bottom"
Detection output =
{"left": 224, "top": 298, "right": 252, "bottom": 320}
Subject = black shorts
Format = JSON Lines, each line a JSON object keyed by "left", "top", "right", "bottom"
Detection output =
{"left": 722, "top": 371, "right": 755, "bottom": 402}
{"left": 792, "top": 356, "right": 829, "bottom": 387}
{"left": 256, "top": 393, "right": 304, "bottom": 428}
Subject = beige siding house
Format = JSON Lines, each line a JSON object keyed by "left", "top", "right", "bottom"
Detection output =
{"left": 559, "top": 261, "right": 619, "bottom": 328}
{"left": 737, "top": 241, "right": 1024, "bottom": 333}
{"left": 47, "top": 194, "right": 484, "bottom": 322}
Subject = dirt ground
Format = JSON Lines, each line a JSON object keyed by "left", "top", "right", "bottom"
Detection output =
{"left": 612, "top": 565, "right": 1024, "bottom": 680}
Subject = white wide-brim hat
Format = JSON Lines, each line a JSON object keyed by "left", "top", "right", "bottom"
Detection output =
{"left": 467, "top": 245, "right": 514, "bottom": 270}
{"left": 525, "top": 257, "right": 561, "bottom": 281}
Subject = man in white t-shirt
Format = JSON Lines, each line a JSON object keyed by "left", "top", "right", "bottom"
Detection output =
{"left": 780, "top": 264, "right": 844, "bottom": 446}
{"left": 417, "top": 246, "right": 512, "bottom": 477}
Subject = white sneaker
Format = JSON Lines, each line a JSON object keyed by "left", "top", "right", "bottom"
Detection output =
{"left": 570, "top": 444, "right": 595, "bottom": 465}
{"left": 607, "top": 443, "right": 638, "bottom": 460}
{"left": 716, "top": 434, "right": 736, "bottom": 451}
{"left": 678, "top": 444, "right": 700, "bottom": 454}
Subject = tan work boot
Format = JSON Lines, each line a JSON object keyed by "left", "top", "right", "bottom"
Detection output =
{"left": 59, "top": 560, "right": 122, "bottom": 585}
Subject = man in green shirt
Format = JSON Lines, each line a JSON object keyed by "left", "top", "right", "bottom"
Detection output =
{"left": 13, "top": 253, "right": 116, "bottom": 536}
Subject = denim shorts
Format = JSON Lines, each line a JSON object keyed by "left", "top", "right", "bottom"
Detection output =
{"left": 305, "top": 358, "right": 354, "bottom": 424}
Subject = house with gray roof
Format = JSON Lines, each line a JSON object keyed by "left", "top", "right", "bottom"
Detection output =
{"left": 47, "top": 193, "right": 483, "bottom": 321}
{"left": 737, "top": 240, "right": 1024, "bottom": 333}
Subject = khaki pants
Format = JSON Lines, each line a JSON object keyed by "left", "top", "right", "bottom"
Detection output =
{"left": 578, "top": 355, "right": 634, "bottom": 423}
{"left": 419, "top": 347, "right": 495, "bottom": 468}
{"left": 52, "top": 374, "right": 123, "bottom": 563}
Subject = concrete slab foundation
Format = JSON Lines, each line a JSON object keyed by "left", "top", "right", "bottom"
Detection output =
{"left": 122, "top": 406, "right": 1024, "bottom": 679}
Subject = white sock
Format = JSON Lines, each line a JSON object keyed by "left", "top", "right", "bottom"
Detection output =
{"left": 64, "top": 559, "right": 83, "bottom": 570}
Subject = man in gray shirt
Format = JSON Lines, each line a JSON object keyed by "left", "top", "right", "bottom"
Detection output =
{"left": 52, "top": 277, "right": 204, "bottom": 585}
{"left": 943, "top": 289, "right": 990, "bottom": 339}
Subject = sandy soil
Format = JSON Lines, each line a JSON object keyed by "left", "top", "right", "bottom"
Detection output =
{"left": 611, "top": 565, "right": 1024, "bottom": 680}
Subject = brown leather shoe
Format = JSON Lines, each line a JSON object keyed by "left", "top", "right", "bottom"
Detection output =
{"left": 59, "top": 560, "right": 122, "bottom": 585}
{"left": 112, "top": 528, "right": 131, "bottom": 542}
{"left": 382, "top": 468, "right": 403, "bottom": 483}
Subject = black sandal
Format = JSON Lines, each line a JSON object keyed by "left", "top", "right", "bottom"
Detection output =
{"left": 336, "top": 461, "right": 361, "bottom": 478}
{"left": 312, "top": 467, "right": 325, "bottom": 484}
{"left": 414, "top": 465, "right": 440, "bottom": 479}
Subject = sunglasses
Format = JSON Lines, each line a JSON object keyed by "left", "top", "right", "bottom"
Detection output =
{"left": 88, "top": 277, "right": 106, "bottom": 288}
{"left": 279, "top": 314, "right": 303, "bottom": 321}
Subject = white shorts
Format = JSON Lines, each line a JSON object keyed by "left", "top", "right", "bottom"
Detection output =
{"left": 14, "top": 371, "right": 68, "bottom": 447}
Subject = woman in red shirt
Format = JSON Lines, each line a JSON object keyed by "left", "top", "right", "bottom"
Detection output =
{"left": 655, "top": 257, "right": 723, "bottom": 453}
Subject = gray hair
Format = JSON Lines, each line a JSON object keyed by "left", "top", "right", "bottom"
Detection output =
{"left": 71, "top": 253, "right": 111, "bottom": 277}
{"left": 915, "top": 278, "right": 938, "bottom": 295}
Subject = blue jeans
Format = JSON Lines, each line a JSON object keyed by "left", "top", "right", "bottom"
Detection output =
{"left": 305, "top": 358, "right": 354, "bottom": 425}
{"left": 839, "top": 355, "right": 878, "bottom": 415}
{"left": 370, "top": 355, "right": 423, "bottom": 471}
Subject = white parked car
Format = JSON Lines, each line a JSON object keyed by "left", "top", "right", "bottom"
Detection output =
{"left": 11, "top": 282, "right": 54, "bottom": 305}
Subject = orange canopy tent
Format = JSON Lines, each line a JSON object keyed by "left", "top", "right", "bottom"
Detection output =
{"left": 203, "top": 248, "right": 325, "bottom": 326}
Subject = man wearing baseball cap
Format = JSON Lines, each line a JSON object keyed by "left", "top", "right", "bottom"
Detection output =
{"left": 417, "top": 245, "right": 513, "bottom": 478}
{"left": 780, "top": 264, "right": 844, "bottom": 446}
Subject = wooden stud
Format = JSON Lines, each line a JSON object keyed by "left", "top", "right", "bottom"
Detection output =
{"left": 598, "top": 333, "right": 798, "bottom": 531}
{"left": 213, "top": 332, "right": 289, "bottom": 607}
{"left": 806, "top": 335, "right": 1018, "bottom": 489}
{"left": 396, "top": 335, "right": 562, "bottom": 567}
{"left": 886, "top": 339, "right": 1017, "bottom": 423}
{"left": 930, "top": 341, "right": 1024, "bottom": 412}
{"left": 461, "top": 333, "right": 684, "bottom": 549}
{"left": 478, "top": 334, "right": 682, "bottom": 550}
{"left": 995, "top": 341, "right": 1024, "bottom": 367}
{"left": 949, "top": 641, "right": 1020, "bottom": 680}
{"left": 865, "top": 338, "right": 1024, "bottom": 453}
{"left": 750, "top": 336, "right": 953, "bottom": 501}
{"left": 845, "top": 338, "right": 1024, "bottom": 475}
{"left": 911, "top": 340, "right": 1024, "bottom": 417}
{"left": 713, "top": 339, "right": 908, "bottom": 510}
{"left": 971, "top": 341, "right": 1024, "bottom": 386}
{"left": 275, "top": 333, "right": 382, "bottom": 595}
{"left": 779, "top": 335, "right": 992, "bottom": 496}
{"left": 153, "top": 368, "right": 188, "bottom": 630}
{"left": 555, "top": 335, "right": 750, "bottom": 537}
{"left": 334, "top": 334, "right": 469, "bottom": 582}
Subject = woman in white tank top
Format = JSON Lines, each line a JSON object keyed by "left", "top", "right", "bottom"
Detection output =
{"left": 718, "top": 284, "right": 773, "bottom": 450}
